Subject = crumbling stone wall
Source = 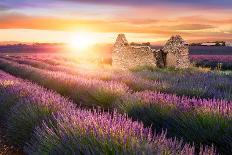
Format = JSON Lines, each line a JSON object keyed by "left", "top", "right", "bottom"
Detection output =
{"left": 112, "top": 34, "right": 190, "bottom": 69}
{"left": 112, "top": 34, "right": 156, "bottom": 69}
{"left": 162, "top": 35, "right": 190, "bottom": 68}
{"left": 155, "top": 35, "right": 190, "bottom": 69}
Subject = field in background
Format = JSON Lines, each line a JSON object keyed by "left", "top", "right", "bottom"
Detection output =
{"left": 188, "top": 46, "right": 232, "bottom": 70}
{"left": 1, "top": 44, "right": 231, "bottom": 70}
{"left": 190, "top": 55, "right": 232, "bottom": 70}
{"left": 1, "top": 44, "right": 232, "bottom": 54}
{"left": 189, "top": 46, "right": 232, "bottom": 55}
{"left": 151, "top": 46, "right": 232, "bottom": 55}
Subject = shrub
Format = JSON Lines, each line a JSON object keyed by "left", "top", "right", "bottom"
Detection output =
{"left": 116, "top": 91, "right": 232, "bottom": 154}
{"left": 25, "top": 110, "right": 216, "bottom": 155}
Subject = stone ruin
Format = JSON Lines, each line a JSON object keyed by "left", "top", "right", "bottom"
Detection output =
{"left": 155, "top": 35, "right": 190, "bottom": 68}
{"left": 112, "top": 34, "right": 156, "bottom": 69}
{"left": 112, "top": 34, "right": 190, "bottom": 69}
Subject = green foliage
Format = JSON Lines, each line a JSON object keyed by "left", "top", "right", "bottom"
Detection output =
{"left": 7, "top": 103, "right": 52, "bottom": 146}
{"left": 129, "top": 65, "right": 157, "bottom": 72}
{"left": 118, "top": 98, "right": 231, "bottom": 154}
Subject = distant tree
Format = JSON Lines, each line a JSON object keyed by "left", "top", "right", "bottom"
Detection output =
{"left": 215, "top": 41, "right": 221, "bottom": 46}
{"left": 130, "top": 42, "right": 136, "bottom": 46}
{"left": 222, "top": 41, "right": 226, "bottom": 46}
{"left": 189, "top": 43, "right": 201, "bottom": 46}
{"left": 215, "top": 41, "right": 225, "bottom": 46}
{"left": 142, "top": 42, "right": 151, "bottom": 46}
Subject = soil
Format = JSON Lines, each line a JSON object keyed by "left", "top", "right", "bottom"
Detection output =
{"left": 0, "top": 123, "right": 24, "bottom": 155}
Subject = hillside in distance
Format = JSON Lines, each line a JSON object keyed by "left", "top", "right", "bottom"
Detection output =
{"left": 0, "top": 43, "right": 232, "bottom": 55}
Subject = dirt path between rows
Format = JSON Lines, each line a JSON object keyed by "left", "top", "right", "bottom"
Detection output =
{"left": 0, "top": 122, "right": 24, "bottom": 155}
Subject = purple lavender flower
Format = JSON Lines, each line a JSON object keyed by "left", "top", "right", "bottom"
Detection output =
{"left": 0, "top": 70, "right": 215, "bottom": 154}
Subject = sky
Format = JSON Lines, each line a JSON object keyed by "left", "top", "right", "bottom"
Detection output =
{"left": 0, "top": 0, "right": 231, "bottom": 45}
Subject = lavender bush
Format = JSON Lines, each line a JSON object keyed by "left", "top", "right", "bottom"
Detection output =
{"left": 134, "top": 68, "right": 232, "bottom": 100}
{"left": 0, "top": 58, "right": 130, "bottom": 108}
{"left": 2, "top": 56, "right": 232, "bottom": 100}
{"left": 0, "top": 71, "right": 75, "bottom": 146}
{"left": 25, "top": 110, "right": 215, "bottom": 155}
{"left": 116, "top": 91, "right": 231, "bottom": 154}
{"left": 0, "top": 70, "right": 214, "bottom": 155}
{"left": 190, "top": 55, "right": 232, "bottom": 70}
{"left": 0, "top": 56, "right": 230, "bottom": 154}
{"left": 0, "top": 55, "right": 166, "bottom": 92}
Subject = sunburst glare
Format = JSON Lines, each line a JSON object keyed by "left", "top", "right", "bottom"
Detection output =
{"left": 69, "top": 32, "right": 96, "bottom": 52}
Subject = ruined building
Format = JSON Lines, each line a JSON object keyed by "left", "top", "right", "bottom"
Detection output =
{"left": 112, "top": 34, "right": 190, "bottom": 69}
{"left": 112, "top": 34, "right": 156, "bottom": 69}
{"left": 156, "top": 35, "right": 190, "bottom": 68}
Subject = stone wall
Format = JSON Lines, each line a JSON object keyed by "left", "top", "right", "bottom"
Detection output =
{"left": 112, "top": 34, "right": 190, "bottom": 69}
{"left": 112, "top": 34, "right": 156, "bottom": 69}
{"left": 155, "top": 35, "right": 190, "bottom": 69}
{"left": 162, "top": 35, "right": 190, "bottom": 68}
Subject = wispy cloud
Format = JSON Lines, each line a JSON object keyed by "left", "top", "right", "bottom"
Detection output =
{"left": 0, "top": 0, "right": 231, "bottom": 43}
{"left": 160, "top": 24, "right": 216, "bottom": 31}
{"left": 0, "top": 4, "right": 10, "bottom": 11}
{"left": 58, "top": 0, "right": 232, "bottom": 8}
{"left": 0, "top": 13, "right": 230, "bottom": 34}
{"left": 2, "top": 0, "right": 232, "bottom": 11}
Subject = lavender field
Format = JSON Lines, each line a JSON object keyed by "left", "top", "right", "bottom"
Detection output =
{"left": 190, "top": 55, "right": 232, "bottom": 70}
{"left": 0, "top": 53, "right": 231, "bottom": 155}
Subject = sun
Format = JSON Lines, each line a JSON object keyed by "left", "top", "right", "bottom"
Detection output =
{"left": 69, "top": 32, "right": 96, "bottom": 51}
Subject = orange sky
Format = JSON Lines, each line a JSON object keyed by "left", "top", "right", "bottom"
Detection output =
{"left": 0, "top": 0, "right": 231, "bottom": 45}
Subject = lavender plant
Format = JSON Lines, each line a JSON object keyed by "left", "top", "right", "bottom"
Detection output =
{"left": 134, "top": 68, "right": 232, "bottom": 100}
{"left": 0, "top": 56, "right": 166, "bottom": 92}
{"left": 0, "top": 71, "right": 75, "bottom": 146}
{"left": 0, "top": 71, "right": 215, "bottom": 155}
{"left": 2, "top": 56, "right": 232, "bottom": 100}
{"left": 0, "top": 57, "right": 230, "bottom": 154}
{"left": 25, "top": 110, "right": 215, "bottom": 155}
{"left": 116, "top": 91, "right": 232, "bottom": 154}
{"left": 0, "top": 58, "right": 130, "bottom": 108}
{"left": 190, "top": 55, "right": 232, "bottom": 70}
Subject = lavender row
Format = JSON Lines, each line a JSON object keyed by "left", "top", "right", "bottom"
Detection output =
{"left": 190, "top": 55, "right": 232, "bottom": 70}
{"left": 5, "top": 54, "right": 80, "bottom": 67}
{"left": 1, "top": 55, "right": 165, "bottom": 92}
{"left": 0, "top": 70, "right": 75, "bottom": 146}
{"left": 190, "top": 55, "right": 232, "bottom": 63}
{"left": 0, "top": 58, "right": 131, "bottom": 108}
{"left": 0, "top": 70, "right": 212, "bottom": 154}
{"left": 0, "top": 58, "right": 230, "bottom": 154}
{"left": 3, "top": 55, "right": 232, "bottom": 100}
{"left": 118, "top": 91, "right": 232, "bottom": 154}
{"left": 4, "top": 55, "right": 232, "bottom": 100}
{"left": 0, "top": 58, "right": 231, "bottom": 116}
{"left": 121, "top": 91, "right": 231, "bottom": 116}
{"left": 134, "top": 68, "right": 232, "bottom": 100}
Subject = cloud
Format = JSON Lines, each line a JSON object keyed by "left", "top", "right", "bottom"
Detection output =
{"left": 0, "top": 4, "right": 10, "bottom": 11}
{"left": 2, "top": 0, "right": 232, "bottom": 9}
{"left": 0, "top": 13, "right": 224, "bottom": 32}
{"left": 0, "top": 12, "right": 231, "bottom": 43}
{"left": 0, "top": 13, "right": 173, "bottom": 37}
{"left": 114, "top": 19, "right": 159, "bottom": 25}
{"left": 0, "top": 13, "right": 115, "bottom": 31}
{"left": 58, "top": 0, "right": 232, "bottom": 8}
{"left": 164, "top": 24, "right": 216, "bottom": 30}
{"left": 176, "top": 16, "right": 232, "bottom": 25}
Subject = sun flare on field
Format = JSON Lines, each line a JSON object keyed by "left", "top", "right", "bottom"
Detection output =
{"left": 69, "top": 32, "right": 96, "bottom": 51}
